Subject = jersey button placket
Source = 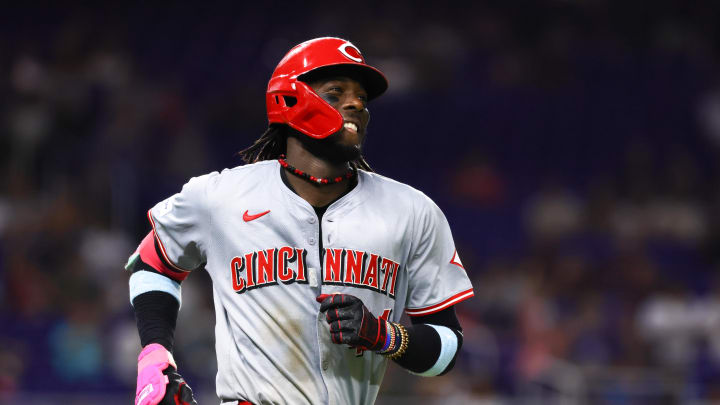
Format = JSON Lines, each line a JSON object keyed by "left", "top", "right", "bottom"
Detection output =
{"left": 302, "top": 206, "right": 321, "bottom": 291}
{"left": 308, "top": 267, "right": 319, "bottom": 287}
{"left": 317, "top": 301, "right": 333, "bottom": 399}
{"left": 308, "top": 211, "right": 318, "bottom": 244}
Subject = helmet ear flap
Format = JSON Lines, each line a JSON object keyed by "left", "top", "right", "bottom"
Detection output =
{"left": 267, "top": 79, "right": 343, "bottom": 139}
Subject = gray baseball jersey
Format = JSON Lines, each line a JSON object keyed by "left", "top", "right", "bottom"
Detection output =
{"left": 147, "top": 159, "right": 474, "bottom": 405}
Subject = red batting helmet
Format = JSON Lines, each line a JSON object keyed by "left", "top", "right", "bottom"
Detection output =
{"left": 266, "top": 37, "right": 388, "bottom": 139}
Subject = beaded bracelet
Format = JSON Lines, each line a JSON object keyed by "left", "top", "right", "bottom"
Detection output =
{"left": 380, "top": 321, "right": 395, "bottom": 354}
{"left": 387, "top": 323, "right": 408, "bottom": 360}
{"left": 384, "top": 323, "right": 409, "bottom": 360}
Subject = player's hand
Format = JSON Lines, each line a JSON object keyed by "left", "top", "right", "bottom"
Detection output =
{"left": 317, "top": 293, "right": 387, "bottom": 351}
{"left": 159, "top": 366, "right": 197, "bottom": 405}
{"left": 135, "top": 343, "right": 198, "bottom": 405}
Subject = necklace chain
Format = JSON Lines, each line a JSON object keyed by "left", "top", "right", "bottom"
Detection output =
{"left": 278, "top": 155, "right": 355, "bottom": 185}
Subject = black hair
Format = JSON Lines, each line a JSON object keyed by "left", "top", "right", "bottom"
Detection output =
{"left": 238, "top": 124, "right": 373, "bottom": 172}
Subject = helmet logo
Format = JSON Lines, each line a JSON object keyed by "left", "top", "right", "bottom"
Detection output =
{"left": 338, "top": 43, "right": 364, "bottom": 63}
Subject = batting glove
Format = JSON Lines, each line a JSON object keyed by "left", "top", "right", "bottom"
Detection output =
{"left": 135, "top": 343, "right": 198, "bottom": 405}
{"left": 317, "top": 294, "right": 388, "bottom": 351}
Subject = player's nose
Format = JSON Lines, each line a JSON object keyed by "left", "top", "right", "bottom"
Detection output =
{"left": 341, "top": 93, "right": 367, "bottom": 111}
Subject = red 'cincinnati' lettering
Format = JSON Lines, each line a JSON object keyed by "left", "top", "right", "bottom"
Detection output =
{"left": 231, "top": 257, "right": 245, "bottom": 292}
{"left": 324, "top": 248, "right": 343, "bottom": 282}
{"left": 244, "top": 252, "right": 256, "bottom": 288}
{"left": 361, "top": 254, "right": 380, "bottom": 290}
{"left": 277, "top": 246, "right": 295, "bottom": 282}
{"left": 344, "top": 250, "right": 365, "bottom": 285}
{"left": 229, "top": 247, "right": 399, "bottom": 297}
{"left": 387, "top": 261, "right": 400, "bottom": 296}
{"left": 257, "top": 248, "right": 276, "bottom": 284}
{"left": 295, "top": 248, "right": 306, "bottom": 281}
{"left": 229, "top": 247, "right": 308, "bottom": 294}
{"left": 380, "top": 258, "right": 397, "bottom": 293}
{"left": 321, "top": 249, "right": 400, "bottom": 297}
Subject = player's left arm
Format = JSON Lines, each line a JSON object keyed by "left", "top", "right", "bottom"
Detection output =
{"left": 319, "top": 194, "right": 473, "bottom": 375}
{"left": 392, "top": 193, "right": 473, "bottom": 375}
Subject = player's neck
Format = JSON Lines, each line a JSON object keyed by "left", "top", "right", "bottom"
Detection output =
{"left": 284, "top": 137, "right": 353, "bottom": 207}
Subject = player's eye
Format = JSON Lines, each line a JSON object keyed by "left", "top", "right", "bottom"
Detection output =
{"left": 320, "top": 92, "right": 340, "bottom": 104}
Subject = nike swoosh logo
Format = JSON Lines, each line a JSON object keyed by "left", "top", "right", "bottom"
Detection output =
{"left": 243, "top": 210, "right": 271, "bottom": 222}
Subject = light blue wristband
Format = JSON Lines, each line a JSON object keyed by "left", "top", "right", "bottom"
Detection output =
{"left": 129, "top": 270, "right": 182, "bottom": 307}
{"left": 410, "top": 324, "right": 458, "bottom": 376}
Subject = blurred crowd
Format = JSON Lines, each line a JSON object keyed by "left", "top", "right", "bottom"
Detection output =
{"left": 2, "top": 2, "right": 720, "bottom": 404}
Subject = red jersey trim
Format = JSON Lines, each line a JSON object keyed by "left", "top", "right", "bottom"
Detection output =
{"left": 147, "top": 209, "right": 193, "bottom": 273}
{"left": 405, "top": 288, "right": 474, "bottom": 317}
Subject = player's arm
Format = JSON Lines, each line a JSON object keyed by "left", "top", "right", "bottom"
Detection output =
{"left": 318, "top": 295, "right": 463, "bottom": 376}
{"left": 128, "top": 232, "right": 190, "bottom": 352}
{"left": 319, "top": 195, "right": 472, "bottom": 375}
{"left": 128, "top": 231, "right": 197, "bottom": 405}
{"left": 376, "top": 194, "right": 471, "bottom": 375}
{"left": 395, "top": 306, "right": 462, "bottom": 375}
{"left": 128, "top": 174, "right": 213, "bottom": 405}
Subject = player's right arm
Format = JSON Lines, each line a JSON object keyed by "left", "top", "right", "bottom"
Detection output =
{"left": 126, "top": 174, "right": 213, "bottom": 405}
{"left": 127, "top": 233, "right": 197, "bottom": 405}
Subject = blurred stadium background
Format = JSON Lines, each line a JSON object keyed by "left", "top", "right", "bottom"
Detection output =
{"left": 2, "top": 1, "right": 720, "bottom": 404}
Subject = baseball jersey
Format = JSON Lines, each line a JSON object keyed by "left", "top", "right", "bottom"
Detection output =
{"left": 147, "top": 159, "right": 474, "bottom": 405}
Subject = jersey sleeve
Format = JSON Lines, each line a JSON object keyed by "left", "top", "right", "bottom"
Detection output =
{"left": 404, "top": 197, "right": 474, "bottom": 317}
{"left": 147, "top": 174, "right": 212, "bottom": 272}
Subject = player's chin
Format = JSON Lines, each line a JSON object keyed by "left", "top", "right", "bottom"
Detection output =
{"left": 333, "top": 129, "right": 365, "bottom": 151}
{"left": 332, "top": 130, "right": 364, "bottom": 161}
{"left": 327, "top": 140, "right": 362, "bottom": 163}
{"left": 294, "top": 128, "right": 363, "bottom": 163}
{"left": 340, "top": 126, "right": 364, "bottom": 146}
{"left": 313, "top": 129, "right": 361, "bottom": 163}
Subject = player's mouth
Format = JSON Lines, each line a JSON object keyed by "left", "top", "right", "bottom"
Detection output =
{"left": 343, "top": 121, "right": 359, "bottom": 134}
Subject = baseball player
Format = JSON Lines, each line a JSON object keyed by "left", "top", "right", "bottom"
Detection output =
{"left": 126, "top": 37, "right": 474, "bottom": 405}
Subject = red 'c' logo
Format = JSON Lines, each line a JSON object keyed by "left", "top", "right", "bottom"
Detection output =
{"left": 338, "top": 43, "right": 364, "bottom": 63}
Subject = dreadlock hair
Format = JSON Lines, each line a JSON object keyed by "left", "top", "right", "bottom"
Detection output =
{"left": 238, "top": 124, "right": 374, "bottom": 172}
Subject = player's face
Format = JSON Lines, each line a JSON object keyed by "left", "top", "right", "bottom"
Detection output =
{"left": 308, "top": 76, "right": 370, "bottom": 156}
